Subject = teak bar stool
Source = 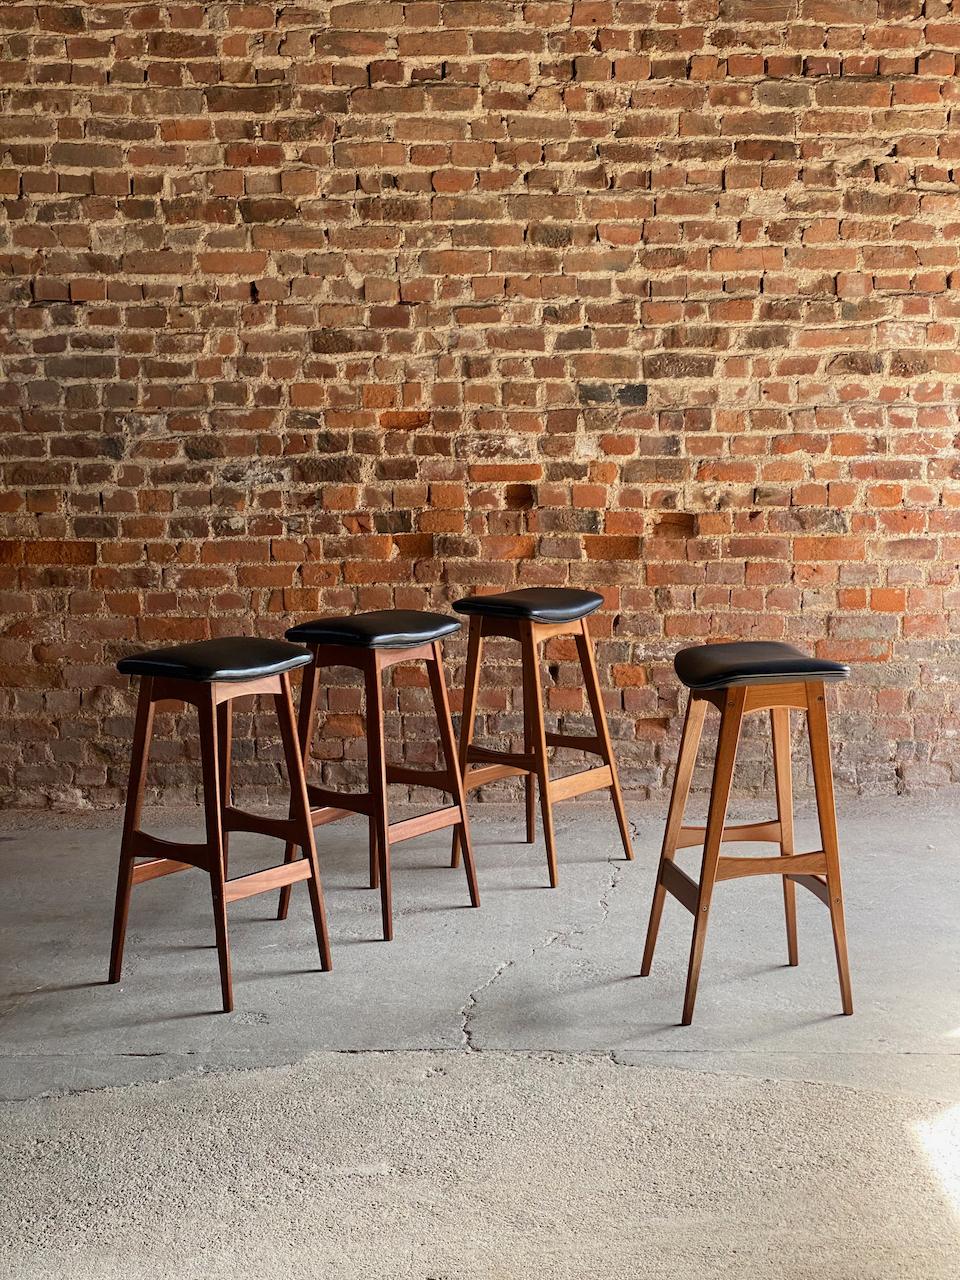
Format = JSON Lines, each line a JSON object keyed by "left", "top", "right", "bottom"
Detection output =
{"left": 282, "top": 610, "right": 480, "bottom": 941}
{"left": 451, "top": 587, "right": 634, "bottom": 886}
{"left": 109, "top": 637, "right": 332, "bottom": 1013}
{"left": 641, "top": 640, "right": 853, "bottom": 1025}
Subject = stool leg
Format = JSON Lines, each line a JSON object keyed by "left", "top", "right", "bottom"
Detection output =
{"left": 198, "top": 690, "right": 232, "bottom": 1013}
{"left": 427, "top": 641, "right": 480, "bottom": 908}
{"left": 275, "top": 673, "right": 332, "bottom": 971}
{"left": 364, "top": 656, "right": 393, "bottom": 941}
{"left": 278, "top": 659, "right": 320, "bottom": 921}
{"left": 641, "top": 694, "right": 707, "bottom": 977}
{"left": 576, "top": 618, "right": 634, "bottom": 862}
{"left": 806, "top": 681, "right": 853, "bottom": 1015}
{"left": 771, "top": 706, "right": 798, "bottom": 967}
{"left": 217, "top": 700, "right": 232, "bottom": 879}
{"left": 523, "top": 689, "right": 536, "bottom": 844}
{"left": 451, "top": 618, "right": 483, "bottom": 869}
{"left": 369, "top": 823, "right": 379, "bottom": 890}
{"left": 521, "top": 622, "right": 558, "bottom": 888}
{"left": 109, "top": 679, "right": 156, "bottom": 983}
{"left": 682, "top": 687, "right": 746, "bottom": 1025}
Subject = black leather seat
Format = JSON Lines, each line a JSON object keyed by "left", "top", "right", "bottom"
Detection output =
{"left": 674, "top": 641, "right": 849, "bottom": 691}
{"left": 116, "top": 636, "right": 312, "bottom": 683}
{"left": 286, "top": 609, "right": 460, "bottom": 650}
{"left": 453, "top": 587, "right": 603, "bottom": 623}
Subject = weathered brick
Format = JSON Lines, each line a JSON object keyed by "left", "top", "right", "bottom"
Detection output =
{"left": 0, "top": 2, "right": 953, "bottom": 810}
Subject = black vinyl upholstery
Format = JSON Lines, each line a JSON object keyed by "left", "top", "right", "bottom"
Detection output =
{"left": 116, "top": 636, "right": 312, "bottom": 682}
{"left": 286, "top": 609, "right": 460, "bottom": 650}
{"left": 453, "top": 587, "right": 603, "bottom": 623}
{"left": 674, "top": 641, "right": 850, "bottom": 691}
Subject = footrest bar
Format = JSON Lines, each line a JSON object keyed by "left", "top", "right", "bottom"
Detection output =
{"left": 310, "top": 806, "right": 356, "bottom": 828}
{"left": 224, "top": 860, "right": 312, "bottom": 903}
{"left": 549, "top": 764, "right": 612, "bottom": 801}
{"left": 715, "top": 850, "right": 826, "bottom": 882}
{"left": 131, "top": 857, "right": 195, "bottom": 884}
{"left": 661, "top": 860, "right": 699, "bottom": 914}
{"left": 388, "top": 806, "right": 461, "bottom": 844}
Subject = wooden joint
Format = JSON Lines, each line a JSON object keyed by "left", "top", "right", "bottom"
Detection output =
{"left": 477, "top": 617, "right": 522, "bottom": 642}
{"left": 661, "top": 860, "right": 699, "bottom": 915}
{"left": 211, "top": 674, "right": 282, "bottom": 706}
{"left": 222, "top": 806, "right": 298, "bottom": 843}
{"left": 787, "top": 872, "right": 830, "bottom": 906}
{"left": 376, "top": 642, "right": 435, "bottom": 671}
{"left": 126, "top": 831, "right": 210, "bottom": 870}
{"left": 384, "top": 765, "right": 454, "bottom": 792}
{"left": 742, "top": 682, "right": 813, "bottom": 713}
{"left": 544, "top": 731, "right": 604, "bottom": 755}
{"left": 306, "top": 784, "right": 372, "bottom": 817}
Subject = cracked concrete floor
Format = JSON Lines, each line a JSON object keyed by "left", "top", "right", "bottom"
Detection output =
{"left": 1, "top": 797, "right": 959, "bottom": 1277}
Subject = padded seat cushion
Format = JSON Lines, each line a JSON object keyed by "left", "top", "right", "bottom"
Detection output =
{"left": 453, "top": 587, "right": 603, "bottom": 623}
{"left": 674, "top": 641, "right": 849, "bottom": 691}
{"left": 286, "top": 609, "right": 460, "bottom": 650}
{"left": 117, "top": 636, "right": 312, "bottom": 683}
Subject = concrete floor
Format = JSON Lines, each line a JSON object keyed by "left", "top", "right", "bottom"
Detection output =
{"left": 1, "top": 797, "right": 959, "bottom": 1276}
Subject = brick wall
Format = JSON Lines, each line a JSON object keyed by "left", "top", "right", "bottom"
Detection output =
{"left": 1, "top": 1, "right": 957, "bottom": 811}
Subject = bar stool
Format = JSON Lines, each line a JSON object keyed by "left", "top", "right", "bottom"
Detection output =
{"left": 451, "top": 587, "right": 634, "bottom": 887}
{"left": 109, "top": 636, "right": 332, "bottom": 1013}
{"left": 641, "top": 640, "right": 853, "bottom": 1024}
{"left": 281, "top": 610, "right": 479, "bottom": 941}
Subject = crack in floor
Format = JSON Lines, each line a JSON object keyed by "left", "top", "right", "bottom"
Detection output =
{"left": 459, "top": 959, "right": 514, "bottom": 1051}
{"left": 459, "top": 856, "right": 631, "bottom": 1050}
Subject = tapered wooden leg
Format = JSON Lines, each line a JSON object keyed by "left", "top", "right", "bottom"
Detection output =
{"left": 198, "top": 690, "right": 232, "bottom": 1013}
{"left": 521, "top": 623, "right": 558, "bottom": 888}
{"left": 109, "top": 680, "right": 156, "bottom": 983}
{"left": 278, "top": 659, "right": 321, "bottom": 921}
{"left": 217, "top": 700, "right": 232, "bottom": 878}
{"left": 522, "top": 639, "right": 536, "bottom": 843}
{"left": 576, "top": 618, "right": 633, "bottom": 862}
{"left": 451, "top": 618, "right": 483, "bottom": 869}
{"left": 427, "top": 642, "right": 480, "bottom": 908}
{"left": 641, "top": 694, "right": 707, "bottom": 977}
{"left": 369, "top": 822, "right": 379, "bottom": 889}
{"left": 523, "top": 696, "right": 537, "bottom": 844}
{"left": 806, "top": 682, "right": 853, "bottom": 1015}
{"left": 365, "top": 656, "right": 393, "bottom": 940}
{"left": 682, "top": 687, "right": 747, "bottom": 1025}
{"left": 771, "top": 706, "right": 798, "bottom": 967}
{"left": 275, "top": 673, "right": 332, "bottom": 971}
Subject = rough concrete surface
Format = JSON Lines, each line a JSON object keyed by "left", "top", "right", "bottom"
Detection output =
{"left": 4, "top": 1051, "right": 960, "bottom": 1280}
{"left": 1, "top": 798, "right": 959, "bottom": 1276}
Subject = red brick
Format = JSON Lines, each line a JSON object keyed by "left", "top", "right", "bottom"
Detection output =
{"left": 0, "top": 2, "right": 950, "bottom": 810}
